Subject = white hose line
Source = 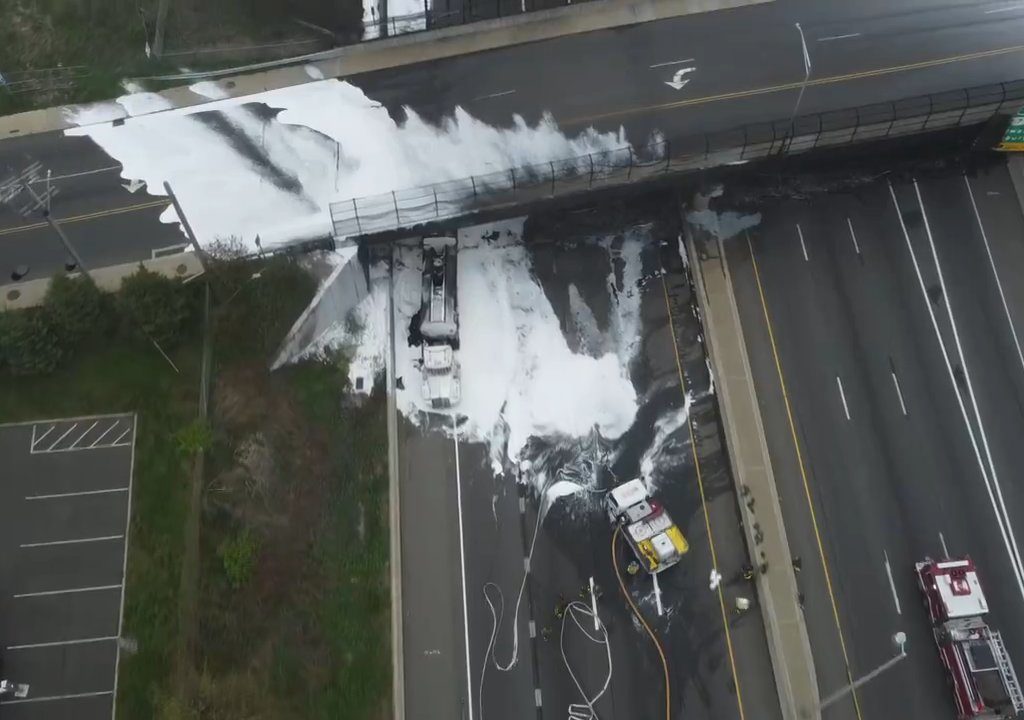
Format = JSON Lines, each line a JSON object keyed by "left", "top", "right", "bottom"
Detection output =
{"left": 561, "top": 601, "right": 613, "bottom": 720}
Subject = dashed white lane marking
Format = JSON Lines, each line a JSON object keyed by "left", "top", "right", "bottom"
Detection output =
{"left": 797, "top": 223, "right": 809, "bottom": 261}
{"left": 25, "top": 487, "right": 128, "bottom": 501}
{"left": 835, "top": 376, "right": 851, "bottom": 420}
{"left": 817, "top": 32, "right": 862, "bottom": 41}
{"left": 1, "top": 690, "right": 112, "bottom": 705}
{"left": 14, "top": 584, "right": 121, "bottom": 599}
{"left": 20, "top": 534, "right": 123, "bottom": 549}
{"left": 985, "top": 2, "right": 1024, "bottom": 13}
{"left": 529, "top": 620, "right": 536, "bottom": 639}
{"left": 519, "top": 496, "right": 526, "bottom": 514}
{"left": 649, "top": 58, "right": 695, "bottom": 68}
{"left": 883, "top": 550, "right": 902, "bottom": 615}
{"left": 472, "top": 90, "right": 516, "bottom": 101}
{"left": 535, "top": 688, "right": 543, "bottom": 708}
{"left": 890, "top": 372, "right": 908, "bottom": 416}
{"left": 847, "top": 217, "right": 862, "bottom": 255}
{"left": 7, "top": 636, "right": 117, "bottom": 651}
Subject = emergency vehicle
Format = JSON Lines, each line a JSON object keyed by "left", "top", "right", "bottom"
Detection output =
{"left": 606, "top": 479, "right": 688, "bottom": 574}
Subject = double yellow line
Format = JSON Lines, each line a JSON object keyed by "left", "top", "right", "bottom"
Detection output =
{"left": 567, "top": 42, "right": 1024, "bottom": 126}
{"left": 0, "top": 198, "right": 169, "bottom": 238}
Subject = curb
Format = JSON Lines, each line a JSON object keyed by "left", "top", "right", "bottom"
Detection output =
{"left": 386, "top": 247, "right": 406, "bottom": 720}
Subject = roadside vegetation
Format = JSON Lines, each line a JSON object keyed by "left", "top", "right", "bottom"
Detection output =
{"left": 0, "top": 0, "right": 363, "bottom": 115}
{"left": 0, "top": 255, "right": 391, "bottom": 719}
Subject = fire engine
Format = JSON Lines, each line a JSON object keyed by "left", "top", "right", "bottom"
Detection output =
{"left": 606, "top": 479, "right": 688, "bottom": 574}
{"left": 916, "top": 556, "right": 1024, "bottom": 719}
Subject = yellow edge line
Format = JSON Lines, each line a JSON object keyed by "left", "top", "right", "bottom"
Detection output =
{"left": 660, "top": 270, "right": 746, "bottom": 720}
{"left": 567, "top": 43, "right": 1024, "bottom": 126}
{"left": 0, "top": 199, "right": 169, "bottom": 238}
{"left": 745, "top": 232, "right": 864, "bottom": 720}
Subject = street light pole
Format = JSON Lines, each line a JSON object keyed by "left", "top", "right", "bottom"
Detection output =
{"left": 819, "top": 632, "right": 908, "bottom": 711}
{"left": 790, "top": 22, "right": 812, "bottom": 127}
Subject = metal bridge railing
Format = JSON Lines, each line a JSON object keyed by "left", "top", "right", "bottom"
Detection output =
{"left": 329, "top": 79, "right": 1024, "bottom": 242}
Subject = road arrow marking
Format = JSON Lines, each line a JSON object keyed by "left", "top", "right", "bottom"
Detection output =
{"left": 122, "top": 179, "right": 145, "bottom": 193}
{"left": 664, "top": 66, "right": 696, "bottom": 90}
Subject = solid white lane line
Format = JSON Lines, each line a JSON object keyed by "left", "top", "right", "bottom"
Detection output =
{"left": 14, "top": 584, "right": 121, "bottom": 599}
{"left": 847, "top": 217, "right": 862, "bottom": 255}
{"left": 7, "top": 636, "right": 117, "bottom": 650}
{"left": 472, "top": 90, "right": 516, "bottom": 101}
{"left": 43, "top": 422, "right": 77, "bottom": 452}
{"left": 964, "top": 175, "right": 1024, "bottom": 382}
{"left": 452, "top": 418, "right": 474, "bottom": 720}
{"left": 890, "top": 181, "right": 1024, "bottom": 599}
{"left": 20, "top": 534, "right": 123, "bottom": 549}
{"left": 0, "top": 690, "right": 112, "bottom": 705}
{"left": 884, "top": 550, "right": 902, "bottom": 615}
{"left": 940, "top": 532, "right": 951, "bottom": 558}
{"left": 68, "top": 420, "right": 99, "bottom": 449}
{"left": 985, "top": 2, "right": 1024, "bottom": 13}
{"left": 915, "top": 179, "right": 1024, "bottom": 584}
{"left": 649, "top": 58, "right": 695, "bottom": 68}
{"left": 891, "top": 372, "right": 908, "bottom": 416}
{"left": 836, "top": 376, "right": 851, "bottom": 420}
{"left": 25, "top": 487, "right": 128, "bottom": 501}
{"left": 797, "top": 223, "right": 809, "bottom": 261}
{"left": 817, "top": 32, "right": 862, "bottom": 42}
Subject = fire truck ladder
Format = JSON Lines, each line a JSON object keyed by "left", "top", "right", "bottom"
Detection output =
{"left": 991, "top": 631, "right": 1024, "bottom": 712}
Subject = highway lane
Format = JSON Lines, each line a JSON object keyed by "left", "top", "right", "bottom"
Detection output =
{"left": 5, "top": 1, "right": 1024, "bottom": 279}
{"left": 726, "top": 162, "right": 1024, "bottom": 720}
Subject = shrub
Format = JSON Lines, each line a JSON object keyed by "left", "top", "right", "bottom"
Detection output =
{"left": 119, "top": 266, "right": 193, "bottom": 348}
{"left": 175, "top": 419, "right": 213, "bottom": 457}
{"left": 218, "top": 529, "right": 258, "bottom": 590}
{"left": 43, "top": 274, "right": 111, "bottom": 346}
{"left": 0, "top": 310, "right": 65, "bottom": 375}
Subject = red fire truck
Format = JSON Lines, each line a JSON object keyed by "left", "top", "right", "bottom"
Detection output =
{"left": 916, "top": 556, "right": 1024, "bottom": 719}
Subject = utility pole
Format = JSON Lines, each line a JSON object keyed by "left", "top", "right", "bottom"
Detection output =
{"left": 790, "top": 22, "right": 812, "bottom": 128}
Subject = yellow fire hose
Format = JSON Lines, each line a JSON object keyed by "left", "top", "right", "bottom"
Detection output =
{"left": 611, "top": 525, "right": 672, "bottom": 720}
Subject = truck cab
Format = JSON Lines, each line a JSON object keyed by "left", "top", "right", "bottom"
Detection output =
{"left": 606, "top": 479, "right": 688, "bottom": 574}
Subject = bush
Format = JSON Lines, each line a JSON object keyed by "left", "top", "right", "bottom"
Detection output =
{"left": 43, "top": 274, "right": 112, "bottom": 346}
{"left": 217, "top": 529, "right": 258, "bottom": 590}
{"left": 176, "top": 419, "right": 213, "bottom": 457}
{"left": 0, "top": 310, "right": 65, "bottom": 375}
{"left": 119, "top": 266, "right": 193, "bottom": 348}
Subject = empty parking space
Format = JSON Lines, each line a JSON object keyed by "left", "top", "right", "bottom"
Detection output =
{"left": 0, "top": 414, "right": 135, "bottom": 720}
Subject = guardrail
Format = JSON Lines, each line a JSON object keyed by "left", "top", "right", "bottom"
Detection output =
{"left": 329, "top": 79, "right": 1024, "bottom": 241}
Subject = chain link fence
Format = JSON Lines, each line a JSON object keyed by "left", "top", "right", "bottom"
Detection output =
{"left": 330, "top": 80, "right": 1024, "bottom": 241}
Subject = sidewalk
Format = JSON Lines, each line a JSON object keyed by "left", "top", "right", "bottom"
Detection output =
{"left": 685, "top": 216, "right": 820, "bottom": 720}
{"left": 0, "top": 0, "right": 769, "bottom": 139}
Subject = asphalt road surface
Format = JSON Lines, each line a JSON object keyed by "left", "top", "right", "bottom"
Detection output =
{"left": 5, "top": 0, "right": 1024, "bottom": 279}
{"left": 0, "top": 415, "right": 136, "bottom": 720}
{"left": 724, "top": 157, "right": 1024, "bottom": 720}
{"left": 397, "top": 204, "right": 782, "bottom": 720}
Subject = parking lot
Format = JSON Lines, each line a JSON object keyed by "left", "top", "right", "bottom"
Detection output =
{"left": 0, "top": 414, "right": 135, "bottom": 720}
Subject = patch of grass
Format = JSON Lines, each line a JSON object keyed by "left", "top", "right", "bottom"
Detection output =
{"left": 0, "top": 333, "right": 201, "bottom": 720}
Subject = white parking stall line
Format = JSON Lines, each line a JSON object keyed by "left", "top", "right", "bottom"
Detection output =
{"left": 68, "top": 420, "right": 99, "bottom": 450}
{"left": 14, "top": 583, "right": 121, "bottom": 599}
{"left": 112, "top": 425, "right": 133, "bottom": 446}
{"left": 25, "top": 487, "right": 128, "bottom": 501}
{"left": 7, "top": 636, "right": 117, "bottom": 651}
{"left": 883, "top": 550, "right": 902, "bottom": 615}
{"left": 36, "top": 422, "right": 77, "bottom": 453}
{"left": 836, "top": 376, "right": 851, "bottom": 420}
{"left": 31, "top": 424, "right": 55, "bottom": 450}
{"left": 20, "top": 534, "right": 123, "bottom": 549}
{"left": 797, "top": 223, "right": 810, "bottom": 261}
{"left": 1, "top": 689, "right": 113, "bottom": 705}
{"left": 88, "top": 421, "right": 119, "bottom": 448}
